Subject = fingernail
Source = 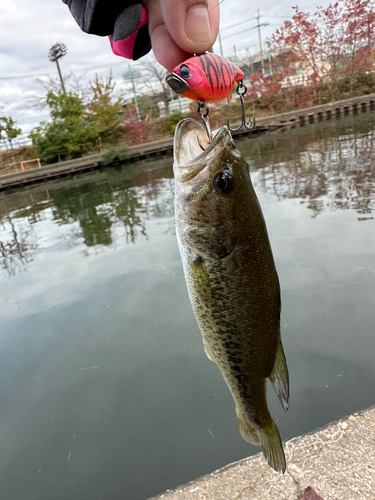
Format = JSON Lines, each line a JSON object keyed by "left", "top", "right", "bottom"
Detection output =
{"left": 185, "top": 5, "right": 211, "bottom": 46}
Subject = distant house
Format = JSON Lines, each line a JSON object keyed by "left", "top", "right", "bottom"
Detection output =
{"left": 237, "top": 52, "right": 276, "bottom": 81}
{"left": 237, "top": 50, "right": 331, "bottom": 90}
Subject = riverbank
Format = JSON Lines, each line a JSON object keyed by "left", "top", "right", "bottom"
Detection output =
{"left": 150, "top": 405, "right": 375, "bottom": 500}
{"left": 1, "top": 91, "right": 375, "bottom": 192}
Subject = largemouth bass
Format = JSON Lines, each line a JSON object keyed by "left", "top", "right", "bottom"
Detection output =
{"left": 173, "top": 119, "right": 289, "bottom": 473}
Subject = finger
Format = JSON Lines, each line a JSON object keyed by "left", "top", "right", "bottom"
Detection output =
{"left": 160, "top": 0, "right": 220, "bottom": 54}
{"left": 144, "top": 0, "right": 192, "bottom": 69}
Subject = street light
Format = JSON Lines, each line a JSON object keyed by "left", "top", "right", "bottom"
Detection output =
{"left": 48, "top": 43, "right": 67, "bottom": 93}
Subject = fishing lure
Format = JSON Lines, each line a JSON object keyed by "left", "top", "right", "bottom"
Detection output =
{"left": 166, "top": 53, "right": 244, "bottom": 103}
{"left": 166, "top": 53, "right": 255, "bottom": 142}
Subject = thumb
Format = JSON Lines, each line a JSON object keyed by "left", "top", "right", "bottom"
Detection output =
{"left": 161, "top": 0, "right": 220, "bottom": 54}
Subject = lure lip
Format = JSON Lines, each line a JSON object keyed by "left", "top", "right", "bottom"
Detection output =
{"left": 166, "top": 72, "right": 190, "bottom": 94}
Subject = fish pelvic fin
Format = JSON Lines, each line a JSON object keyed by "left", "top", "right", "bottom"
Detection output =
{"left": 236, "top": 411, "right": 261, "bottom": 446}
{"left": 259, "top": 419, "right": 286, "bottom": 473}
{"left": 269, "top": 337, "right": 290, "bottom": 412}
{"left": 204, "top": 343, "right": 215, "bottom": 362}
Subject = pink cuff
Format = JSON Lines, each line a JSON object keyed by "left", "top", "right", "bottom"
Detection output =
{"left": 109, "top": 7, "right": 148, "bottom": 59}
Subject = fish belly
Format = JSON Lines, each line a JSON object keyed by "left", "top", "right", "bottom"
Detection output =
{"left": 179, "top": 239, "right": 288, "bottom": 473}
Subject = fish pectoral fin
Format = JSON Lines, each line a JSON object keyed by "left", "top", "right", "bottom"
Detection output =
{"left": 185, "top": 224, "right": 237, "bottom": 259}
{"left": 269, "top": 337, "right": 290, "bottom": 412}
{"left": 203, "top": 343, "right": 216, "bottom": 362}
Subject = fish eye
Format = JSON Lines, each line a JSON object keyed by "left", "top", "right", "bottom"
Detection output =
{"left": 213, "top": 171, "right": 234, "bottom": 194}
{"left": 180, "top": 65, "right": 190, "bottom": 78}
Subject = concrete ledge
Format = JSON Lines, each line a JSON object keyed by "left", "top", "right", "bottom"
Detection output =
{"left": 2, "top": 92, "right": 375, "bottom": 191}
{"left": 255, "top": 92, "right": 375, "bottom": 127}
{"left": 150, "top": 405, "right": 375, "bottom": 500}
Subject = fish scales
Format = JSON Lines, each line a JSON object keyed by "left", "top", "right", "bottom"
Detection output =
{"left": 174, "top": 119, "right": 289, "bottom": 473}
{"left": 184, "top": 231, "right": 280, "bottom": 412}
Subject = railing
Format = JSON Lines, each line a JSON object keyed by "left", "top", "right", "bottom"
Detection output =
{"left": 20, "top": 158, "right": 41, "bottom": 170}
{"left": 0, "top": 163, "right": 18, "bottom": 176}
{"left": 0, "top": 158, "right": 41, "bottom": 177}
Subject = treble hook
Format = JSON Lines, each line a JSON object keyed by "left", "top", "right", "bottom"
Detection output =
{"left": 197, "top": 100, "right": 212, "bottom": 150}
{"left": 228, "top": 81, "right": 256, "bottom": 133}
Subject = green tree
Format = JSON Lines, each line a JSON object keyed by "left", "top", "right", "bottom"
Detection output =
{"left": 29, "top": 91, "right": 99, "bottom": 163}
{"left": 88, "top": 73, "right": 123, "bottom": 144}
{"left": 136, "top": 95, "right": 158, "bottom": 119}
{"left": 160, "top": 110, "right": 184, "bottom": 134}
{"left": 122, "top": 95, "right": 159, "bottom": 120}
{"left": 0, "top": 116, "right": 22, "bottom": 148}
{"left": 137, "top": 58, "right": 171, "bottom": 115}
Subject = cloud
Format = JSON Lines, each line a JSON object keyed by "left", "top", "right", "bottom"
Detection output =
{"left": 0, "top": 0, "right": 332, "bottom": 138}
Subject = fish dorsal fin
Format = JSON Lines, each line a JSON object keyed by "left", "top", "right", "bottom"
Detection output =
{"left": 269, "top": 338, "right": 289, "bottom": 412}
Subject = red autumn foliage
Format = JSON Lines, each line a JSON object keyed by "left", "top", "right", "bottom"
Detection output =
{"left": 122, "top": 105, "right": 150, "bottom": 145}
{"left": 249, "top": 73, "right": 283, "bottom": 100}
{"left": 246, "top": 69, "right": 316, "bottom": 113}
{"left": 261, "top": 0, "right": 375, "bottom": 107}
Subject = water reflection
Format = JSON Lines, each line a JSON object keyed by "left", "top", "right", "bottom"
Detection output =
{"left": 242, "top": 115, "right": 375, "bottom": 217}
{"left": 1, "top": 113, "right": 375, "bottom": 500}
{"left": 0, "top": 161, "right": 175, "bottom": 277}
{"left": 50, "top": 186, "right": 147, "bottom": 247}
{"left": 0, "top": 215, "right": 36, "bottom": 276}
{"left": 2, "top": 114, "right": 375, "bottom": 277}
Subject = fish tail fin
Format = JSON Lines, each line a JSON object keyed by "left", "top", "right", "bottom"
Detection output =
{"left": 236, "top": 410, "right": 261, "bottom": 445}
{"left": 259, "top": 419, "right": 286, "bottom": 473}
{"left": 269, "top": 337, "right": 289, "bottom": 412}
{"left": 236, "top": 410, "right": 286, "bottom": 473}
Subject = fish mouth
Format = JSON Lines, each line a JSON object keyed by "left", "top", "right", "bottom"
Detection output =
{"left": 166, "top": 72, "right": 190, "bottom": 94}
{"left": 174, "top": 119, "right": 238, "bottom": 171}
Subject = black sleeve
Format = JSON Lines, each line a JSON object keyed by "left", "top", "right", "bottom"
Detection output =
{"left": 62, "top": 0, "right": 151, "bottom": 59}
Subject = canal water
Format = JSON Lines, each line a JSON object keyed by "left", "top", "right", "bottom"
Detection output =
{"left": 1, "top": 112, "right": 375, "bottom": 500}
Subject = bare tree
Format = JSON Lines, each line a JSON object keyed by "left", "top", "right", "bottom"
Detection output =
{"left": 25, "top": 72, "right": 91, "bottom": 110}
{"left": 0, "top": 216, "right": 37, "bottom": 277}
{"left": 125, "top": 58, "right": 171, "bottom": 115}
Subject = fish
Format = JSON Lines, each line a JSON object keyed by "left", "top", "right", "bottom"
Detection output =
{"left": 166, "top": 53, "right": 244, "bottom": 103}
{"left": 173, "top": 119, "right": 289, "bottom": 473}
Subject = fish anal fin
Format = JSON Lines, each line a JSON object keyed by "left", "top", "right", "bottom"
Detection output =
{"left": 236, "top": 410, "right": 261, "bottom": 446}
{"left": 269, "top": 338, "right": 290, "bottom": 412}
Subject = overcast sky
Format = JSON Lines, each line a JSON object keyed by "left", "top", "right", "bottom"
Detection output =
{"left": 0, "top": 0, "right": 333, "bottom": 143}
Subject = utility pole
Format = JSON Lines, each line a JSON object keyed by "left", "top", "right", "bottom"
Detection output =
{"left": 220, "top": 16, "right": 268, "bottom": 58}
{"left": 218, "top": 30, "right": 229, "bottom": 102}
{"left": 257, "top": 10, "right": 264, "bottom": 74}
{"left": 268, "top": 53, "right": 273, "bottom": 75}
{"left": 48, "top": 43, "right": 67, "bottom": 93}
{"left": 128, "top": 64, "right": 140, "bottom": 120}
{"left": 218, "top": 31, "right": 224, "bottom": 57}
{"left": 169, "top": 88, "right": 175, "bottom": 111}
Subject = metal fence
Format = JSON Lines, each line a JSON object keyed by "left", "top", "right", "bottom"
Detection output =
{"left": 0, "top": 158, "right": 41, "bottom": 177}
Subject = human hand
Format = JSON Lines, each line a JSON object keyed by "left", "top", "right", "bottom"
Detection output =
{"left": 63, "top": 0, "right": 219, "bottom": 70}
{"left": 142, "top": 0, "right": 220, "bottom": 70}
